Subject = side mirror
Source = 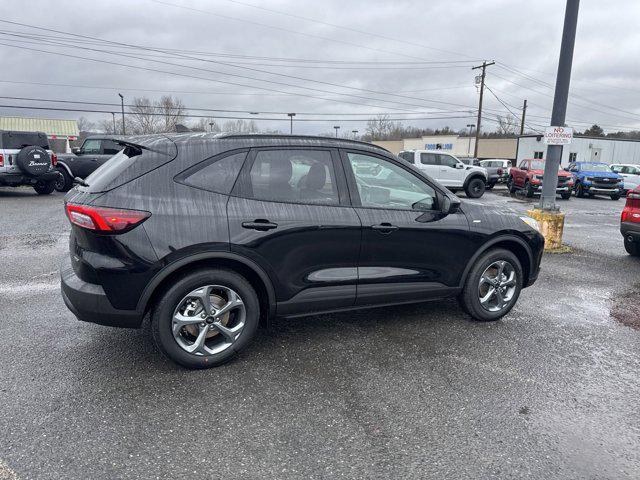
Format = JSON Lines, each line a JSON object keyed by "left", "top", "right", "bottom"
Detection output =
{"left": 455, "top": 163, "right": 464, "bottom": 169}
{"left": 72, "top": 147, "right": 81, "bottom": 155}
{"left": 441, "top": 195, "right": 461, "bottom": 215}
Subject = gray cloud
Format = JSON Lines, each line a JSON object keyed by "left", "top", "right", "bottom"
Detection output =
{"left": 0, "top": 0, "right": 638, "bottom": 135}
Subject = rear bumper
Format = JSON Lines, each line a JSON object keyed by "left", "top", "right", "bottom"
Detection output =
{"left": 61, "top": 255, "right": 143, "bottom": 328}
{"left": 0, "top": 170, "right": 61, "bottom": 186}
{"left": 621, "top": 221, "right": 640, "bottom": 242}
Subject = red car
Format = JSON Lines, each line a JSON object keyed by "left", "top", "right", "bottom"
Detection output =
{"left": 508, "top": 159, "right": 573, "bottom": 200}
{"left": 621, "top": 186, "right": 640, "bottom": 256}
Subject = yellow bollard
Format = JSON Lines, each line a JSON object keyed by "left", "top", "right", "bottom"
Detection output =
{"left": 527, "top": 208, "right": 566, "bottom": 251}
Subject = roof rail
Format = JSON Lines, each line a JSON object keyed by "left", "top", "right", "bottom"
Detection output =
{"left": 212, "top": 133, "right": 391, "bottom": 153}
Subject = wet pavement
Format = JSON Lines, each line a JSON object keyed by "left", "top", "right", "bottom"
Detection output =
{"left": 1, "top": 186, "right": 639, "bottom": 479}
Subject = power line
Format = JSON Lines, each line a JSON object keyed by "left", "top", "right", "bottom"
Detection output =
{"left": 484, "top": 84, "right": 542, "bottom": 133}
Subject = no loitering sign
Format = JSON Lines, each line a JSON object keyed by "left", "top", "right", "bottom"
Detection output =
{"left": 544, "top": 126, "right": 573, "bottom": 145}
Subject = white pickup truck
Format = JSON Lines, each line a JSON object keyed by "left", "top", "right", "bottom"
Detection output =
{"left": 398, "top": 149, "right": 488, "bottom": 198}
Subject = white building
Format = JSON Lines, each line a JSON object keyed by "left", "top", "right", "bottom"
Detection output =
{"left": 516, "top": 134, "right": 640, "bottom": 167}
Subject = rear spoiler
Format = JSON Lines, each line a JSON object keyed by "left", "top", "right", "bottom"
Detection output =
{"left": 114, "top": 139, "right": 169, "bottom": 157}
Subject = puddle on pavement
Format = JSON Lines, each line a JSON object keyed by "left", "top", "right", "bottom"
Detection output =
{"left": 610, "top": 284, "right": 640, "bottom": 330}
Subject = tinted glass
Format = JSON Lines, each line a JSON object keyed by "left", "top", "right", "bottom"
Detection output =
{"left": 102, "top": 140, "right": 121, "bottom": 155}
{"left": 248, "top": 150, "right": 338, "bottom": 205}
{"left": 1, "top": 132, "right": 49, "bottom": 149}
{"left": 182, "top": 151, "right": 247, "bottom": 194}
{"left": 439, "top": 155, "right": 458, "bottom": 167}
{"left": 420, "top": 153, "right": 438, "bottom": 165}
{"left": 347, "top": 153, "right": 436, "bottom": 211}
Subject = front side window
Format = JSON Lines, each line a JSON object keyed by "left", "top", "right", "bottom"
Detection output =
{"left": 181, "top": 151, "right": 247, "bottom": 194}
{"left": 438, "top": 154, "right": 458, "bottom": 168}
{"left": 611, "top": 165, "right": 624, "bottom": 173}
{"left": 248, "top": 149, "right": 338, "bottom": 205}
{"left": 82, "top": 139, "right": 101, "bottom": 154}
{"left": 347, "top": 153, "right": 437, "bottom": 211}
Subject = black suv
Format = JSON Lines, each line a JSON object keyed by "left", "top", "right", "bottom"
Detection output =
{"left": 61, "top": 134, "right": 544, "bottom": 368}
{"left": 55, "top": 136, "right": 121, "bottom": 191}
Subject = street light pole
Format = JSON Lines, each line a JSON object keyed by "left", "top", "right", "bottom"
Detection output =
{"left": 539, "top": 0, "right": 580, "bottom": 211}
{"left": 118, "top": 93, "right": 125, "bottom": 135}
{"left": 333, "top": 125, "right": 340, "bottom": 138}
{"left": 466, "top": 124, "right": 475, "bottom": 156}
{"left": 287, "top": 113, "right": 296, "bottom": 134}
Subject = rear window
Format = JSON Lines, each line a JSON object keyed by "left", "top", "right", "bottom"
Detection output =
{"left": 1, "top": 132, "right": 49, "bottom": 149}
{"left": 83, "top": 138, "right": 178, "bottom": 193}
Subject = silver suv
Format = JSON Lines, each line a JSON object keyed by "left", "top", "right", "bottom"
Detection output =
{"left": 0, "top": 130, "right": 61, "bottom": 195}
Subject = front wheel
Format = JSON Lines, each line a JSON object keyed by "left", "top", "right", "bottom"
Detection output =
{"left": 624, "top": 238, "right": 639, "bottom": 256}
{"left": 525, "top": 181, "right": 535, "bottom": 198}
{"left": 33, "top": 181, "right": 55, "bottom": 195}
{"left": 151, "top": 269, "right": 260, "bottom": 369}
{"left": 486, "top": 182, "right": 495, "bottom": 190}
{"left": 560, "top": 192, "right": 572, "bottom": 200}
{"left": 465, "top": 177, "right": 486, "bottom": 198}
{"left": 507, "top": 177, "right": 517, "bottom": 194}
{"left": 459, "top": 248, "right": 523, "bottom": 321}
{"left": 575, "top": 182, "right": 585, "bottom": 198}
{"left": 611, "top": 193, "right": 621, "bottom": 201}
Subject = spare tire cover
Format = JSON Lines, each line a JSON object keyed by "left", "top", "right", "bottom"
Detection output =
{"left": 16, "top": 146, "right": 51, "bottom": 176}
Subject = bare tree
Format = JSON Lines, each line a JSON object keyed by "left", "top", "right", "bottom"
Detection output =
{"left": 157, "top": 95, "right": 186, "bottom": 133}
{"left": 222, "top": 119, "right": 258, "bottom": 133}
{"left": 496, "top": 114, "right": 519, "bottom": 135}
{"left": 128, "top": 97, "right": 159, "bottom": 134}
{"left": 77, "top": 116, "right": 95, "bottom": 133}
{"left": 365, "top": 114, "right": 395, "bottom": 140}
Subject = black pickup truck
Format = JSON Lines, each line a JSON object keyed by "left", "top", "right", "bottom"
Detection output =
{"left": 55, "top": 136, "right": 121, "bottom": 191}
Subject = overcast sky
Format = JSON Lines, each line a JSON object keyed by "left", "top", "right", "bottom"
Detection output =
{"left": 0, "top": 0, "right": 638, "bottom": 135}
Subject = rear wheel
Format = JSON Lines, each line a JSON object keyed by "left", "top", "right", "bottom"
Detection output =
{"left": 507, "top": 177, "right": 517, "bottom": 194}
{"left": 33, "top": 181, "right": 55, "bottom": 195}
{"left": 54, "top": 167, "right": 74, "bottom": 192}
{"left": 624, "top": 237, "right": 639, "bottom": 256}
{"left": 152, "top": 269, "right": 260, "bottom": 369}
{"left": 465, "top": 177, "right": 485, "bottom": 198}
{"left": 560, "top": 192, "right": 572, "bottom": 200}
{"left": 460, "top": 248, "right": 523, "bottom": 321}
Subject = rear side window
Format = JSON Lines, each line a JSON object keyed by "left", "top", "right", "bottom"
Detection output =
{"left": 1, "top": 132, "right": 49, "bottom": 149}
{"left": 102, "top": 140, "right": 121, "bottom": 155}
{"left": 179, "top": 151, "right": 247, "bottom": 194}
{"left": 420, "top": 153, "right": 438, "bottom": 165}
{"left": 245, "top": 149, "right": 339, "bottom": 205}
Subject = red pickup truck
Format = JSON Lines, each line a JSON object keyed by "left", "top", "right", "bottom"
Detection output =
{"left": 508, "top": 158, "right": 574, "bottom": 200}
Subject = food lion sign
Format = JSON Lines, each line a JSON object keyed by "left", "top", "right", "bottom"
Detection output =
{"left": 544, "top": 126, "right": 573, "bottom": 145}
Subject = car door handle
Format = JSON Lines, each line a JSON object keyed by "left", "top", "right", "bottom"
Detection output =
{"left": 242, "top": 219, "right": 278, "bottom": 231}
{"left": 371, "top": 223, "right": 398, "bottom": 233}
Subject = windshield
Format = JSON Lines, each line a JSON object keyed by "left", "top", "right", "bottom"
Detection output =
{"left": 579, "top": 162, "right": 612, "bottom": 172}
{"left": 530, "top": 160, "right": 546, "bottom": 170}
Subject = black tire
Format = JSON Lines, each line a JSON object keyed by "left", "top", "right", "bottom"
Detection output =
{"left": 611, "top": 193, "right": 620, "bottom": 201}
{"left": 560, "top": 192, "right": 571, "bottom": 200}
{"left": 151, "top": 268, "right": 260, "bottom": 369}
{"left": 33, "top": 181, "right": 55, "bottom": 195}
{"left": 465, "top": 177, "right": 486, "bottom": 198}
{"left": 525, "top": 181, "right": 535, "bottom": 198}
{"left": 459, "top": 248, "right": 523, "bottom": 322}
{"left": 54, "top": 167, "right": 74, "bottom": 192}
{"left": 507, "top": 177, "right": 517, "bottom": 194}
{"left": 575, "top": 182, "right": 585, "bottom": 198}
{"left": 624, "top": 238, "right": 639, "bottom": 256}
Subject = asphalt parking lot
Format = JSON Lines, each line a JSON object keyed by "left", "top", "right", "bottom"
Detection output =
{"left": 1, "top": 186, "right": 639, "bottom": 479}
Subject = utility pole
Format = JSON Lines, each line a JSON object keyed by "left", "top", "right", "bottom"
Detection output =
{"left": 352, "top": 129, "right": 358, "bottom": 139}
{"left": 333, "top": 125, "right": 340, "bottom": 138}
{"left": 287, "top": 113, "right": 296, "bottom": 134}
{"left": 118, "top": 93, "right": 125, "bottom": 135}
{"left": 471, "top": 60, "right": 495, "bottom": 158}
{"left": 466, "top": 124, "right": 475, "bottom": 156}
{"left": 111, "top": 112, "right": 116, "bottom": 133}
{"left": 520, "top": 99, "right": 528, "bottom": 135}
{"left": 539, "top": 0, "right": 579, "bottom": 212}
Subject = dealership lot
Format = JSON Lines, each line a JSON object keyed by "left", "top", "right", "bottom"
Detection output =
{"left": 1, "top": 187, "right": 639, "bottom": 479}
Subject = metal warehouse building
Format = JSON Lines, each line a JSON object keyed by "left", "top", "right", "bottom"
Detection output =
{"left": 516, "top": 134, "right": 640, "bottom": 166}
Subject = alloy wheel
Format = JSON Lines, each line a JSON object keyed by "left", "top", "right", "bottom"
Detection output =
{"left": 172, "top": 285, "right": 246, "bottom": 356}
{"left": 478, "top": 260, "right": 517, "bottom": 312}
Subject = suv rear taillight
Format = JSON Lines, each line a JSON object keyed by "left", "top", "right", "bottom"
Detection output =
{"left": 65, "top": 204, "right": 150, "bottom": 233}
{"left": 51, "top": 153, "right": 57, "bottom": 166}
{"left": 0, "top": 154, "right": 3, "bottom": 167}
{"left": 621, "top": 190, "right": 640, "bottom": 223}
